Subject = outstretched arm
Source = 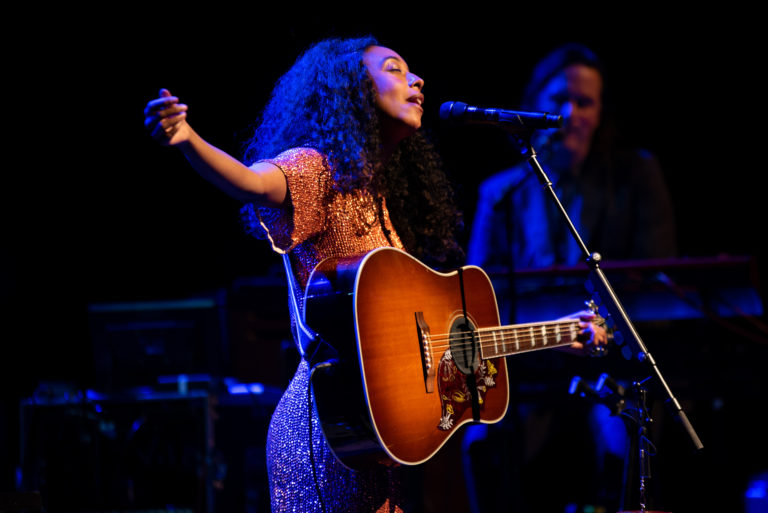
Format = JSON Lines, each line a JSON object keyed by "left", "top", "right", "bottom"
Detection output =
{"left": 144, "top": 89, "right": 286, "bottom": 207}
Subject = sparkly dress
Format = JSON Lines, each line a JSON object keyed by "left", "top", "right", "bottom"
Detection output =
{"left": 241, "top": 147, "right": 407, "bottom": 513}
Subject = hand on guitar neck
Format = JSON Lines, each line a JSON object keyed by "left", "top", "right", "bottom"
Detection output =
{"left": 555, "top": 309, "right": 610, "bottom": 356}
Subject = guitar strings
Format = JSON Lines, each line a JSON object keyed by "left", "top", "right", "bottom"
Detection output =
{"left": 427, "top": 320, "right": 581, "bottom": 343}
{"left": 427, "top": 336, "right": 577, "bottom": 353}
{"left": 426, "top": 319, "right": 581, "bottom": 344}
{"left": 425, "top": 320, "right": 583, "bottom": 353}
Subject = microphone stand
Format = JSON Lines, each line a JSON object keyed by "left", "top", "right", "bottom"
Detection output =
{"left": 510, "top": 129, "right": 704, "bottom": 455}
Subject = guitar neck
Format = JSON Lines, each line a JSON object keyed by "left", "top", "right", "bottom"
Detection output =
{"left": 476, "top": 319, "right": 582, "bottom": 359}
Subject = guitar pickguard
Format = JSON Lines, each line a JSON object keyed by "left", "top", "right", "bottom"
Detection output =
{"left": 436, "top": 348, "right": 499, "bottom": 431}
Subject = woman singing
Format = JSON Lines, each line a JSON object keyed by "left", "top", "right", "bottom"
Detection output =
{"left": 143, "top": 35, "right": 606, "bottom": 513}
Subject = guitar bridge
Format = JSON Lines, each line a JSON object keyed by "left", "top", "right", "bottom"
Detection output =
{"left": 415, "top": 312, "right": 435, "bottom": 393}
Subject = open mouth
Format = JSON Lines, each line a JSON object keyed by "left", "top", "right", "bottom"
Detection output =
{"left": 408, "top": 94, "right": 424, "bottom": 107}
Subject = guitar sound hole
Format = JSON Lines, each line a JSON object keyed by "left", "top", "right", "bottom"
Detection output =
{"left": 449, "top": 316, "right": 479, "bottom": 375}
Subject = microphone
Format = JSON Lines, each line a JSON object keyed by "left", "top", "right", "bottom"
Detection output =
{"left": 439, "top": 101, "right": 562, "bottom": 131}
{"left": 596, "top": 373, "right": 626, "bottom": 398}
{"left": 570, "top": 375, "right": 626, "bottom": 415}
{"left": 569, "top": 376, "right": 600, "bottom": 399}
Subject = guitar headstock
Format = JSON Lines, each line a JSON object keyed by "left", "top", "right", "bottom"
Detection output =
{"left": 584, "top": 299, "right": 613, "bottom": 356}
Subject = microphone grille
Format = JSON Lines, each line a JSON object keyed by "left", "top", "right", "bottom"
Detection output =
{"left": 439, "top": 101, "right": 467, "bottom": 120}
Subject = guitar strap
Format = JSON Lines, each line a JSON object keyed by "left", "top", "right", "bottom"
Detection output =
{"left": 281, "top": 254, "right": 335, "bottom": 368}
{"left": 282, "top": 253, "right": 334, "bottom": 505}
{"left": 458, "top": 268, "right": 481, "bottom": 422}
{"left": 281, "top": 253, "right": 317, "bottom": 358}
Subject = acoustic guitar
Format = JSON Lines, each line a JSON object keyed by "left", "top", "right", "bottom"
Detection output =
{"left": 304, "top": 247, "right": 590, "bottom": 470}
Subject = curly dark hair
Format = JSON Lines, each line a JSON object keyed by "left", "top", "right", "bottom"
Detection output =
{"left": 242, "top": 36, "right": 463, "bottom": 268}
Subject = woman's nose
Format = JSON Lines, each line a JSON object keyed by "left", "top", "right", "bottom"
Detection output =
{"left": 407, "top": 72, "right": 424, "bottom": 90}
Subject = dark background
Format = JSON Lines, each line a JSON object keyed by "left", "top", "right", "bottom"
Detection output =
{"left": 2, "top": 8, "right": 766, "bottom": 513}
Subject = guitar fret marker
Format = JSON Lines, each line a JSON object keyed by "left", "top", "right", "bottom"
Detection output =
{"left": 555, "top": 324, "right": 561, "bottom": 343}
{"left": 529, "top": 326, "right": 535, "bottom": 347}
{"left": 492, "top": 331, "right": 499, "bottom": 355}
{"left": 541, "top": 325, "right": 547, "bottom": 345}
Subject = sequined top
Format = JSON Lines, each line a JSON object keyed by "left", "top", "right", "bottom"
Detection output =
{"left": 241, "top": 147, "right": 408, "bottom": 513}
{"left": 242, "top": 146, "right": 404, "bottom": 291}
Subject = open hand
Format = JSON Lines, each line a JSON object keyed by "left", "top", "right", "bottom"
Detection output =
{"left": 143, "top": 89, "right": 190, "bottom": 145}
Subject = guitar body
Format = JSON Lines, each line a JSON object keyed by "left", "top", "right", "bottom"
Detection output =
{"left": 304, "top": 247, "right": 509, "bottom": 469}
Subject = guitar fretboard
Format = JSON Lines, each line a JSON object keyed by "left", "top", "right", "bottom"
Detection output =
{"left": 474, "top": 319, "right": 582, "bottom": 359}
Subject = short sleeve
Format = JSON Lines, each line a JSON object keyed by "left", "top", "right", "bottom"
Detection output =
{"left": 240, "top": 147, "right": 332, "bottom": 253}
